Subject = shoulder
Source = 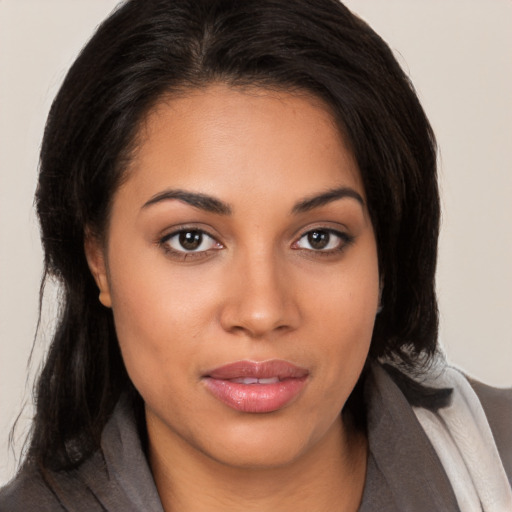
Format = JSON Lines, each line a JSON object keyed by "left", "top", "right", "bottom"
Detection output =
{"left": 0, "top": 454, "right": 111, "bottom": 512}
{"left": 379, "top": 361, "right": 512, "bottom": 483}
{"left": 0, "top": 465, "right": 63, "bottom": 512}
{"left": 469, "top": 377, "right": 512, "bottom": 481}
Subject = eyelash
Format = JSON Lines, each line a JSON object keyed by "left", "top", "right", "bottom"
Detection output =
{"left": 158, "top": 226, "right": 354, "bottom": 261}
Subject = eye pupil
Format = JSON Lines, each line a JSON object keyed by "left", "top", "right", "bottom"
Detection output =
{"left": 308, "top": 230, "right": 329, "bottom": 249}
{"left": 179, "top": 231, "right": 202, "bottom": 250}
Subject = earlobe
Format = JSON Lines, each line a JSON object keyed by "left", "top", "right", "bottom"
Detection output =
{"left": 98, "top": 288, "right": 112, "bottom": 309}
{"left": 84, "top": 231, "right": 112, "bottom": 308}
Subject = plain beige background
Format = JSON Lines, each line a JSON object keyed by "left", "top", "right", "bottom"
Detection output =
{"left": 1, "top": 0, "right": 511, "bottom": 485}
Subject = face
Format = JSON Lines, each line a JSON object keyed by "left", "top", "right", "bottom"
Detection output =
{"left": 87, "top": 84, "right": 380, "bottom": 470}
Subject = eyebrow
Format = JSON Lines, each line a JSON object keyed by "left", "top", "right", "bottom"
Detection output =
{"left": 141, "top": 185, "right": 364, "bottom": 216}
{"left": 291, "top": 186, "right": 365, "bottom": 214}
{"left": 142, "top": 189, "right": 232, "bottom": 215}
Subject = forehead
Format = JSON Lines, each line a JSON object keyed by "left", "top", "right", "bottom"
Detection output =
{"left": 120, "top": 83, "right": 364, "bottom": 207}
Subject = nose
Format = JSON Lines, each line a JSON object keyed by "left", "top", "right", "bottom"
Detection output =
{"left": 219, "top": 250, "right": 301, "bottom": 339}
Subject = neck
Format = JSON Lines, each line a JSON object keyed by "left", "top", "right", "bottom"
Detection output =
{"left": 148, "top": 414, "right": 367, "bottom": 512}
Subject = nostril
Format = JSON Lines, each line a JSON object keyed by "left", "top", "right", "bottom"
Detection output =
{"left": 220, "top": 309, "right": 298, "bottom": 339}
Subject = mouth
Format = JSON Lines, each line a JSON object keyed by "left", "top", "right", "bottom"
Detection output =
{"left": 202, "top": 360, "right": 309, "bottom": 413}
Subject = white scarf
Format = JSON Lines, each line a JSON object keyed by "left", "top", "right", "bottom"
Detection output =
{"left": 411, "top": 361, "right": 512, "bottom": 512}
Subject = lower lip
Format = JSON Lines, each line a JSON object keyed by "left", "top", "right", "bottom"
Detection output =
{"left": 203, "top": 377, "right": 308, "bottom": 413}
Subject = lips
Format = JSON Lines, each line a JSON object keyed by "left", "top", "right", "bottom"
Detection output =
{"left": 202, "top": 360, "right": 309, "bottom": 413}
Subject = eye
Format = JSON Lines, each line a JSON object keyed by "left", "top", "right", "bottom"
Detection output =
{"left": 293, "top": 229, "right": 352, "bottom": 252}
{"left": 161, "top": 229, "right": 221, "bottom": 253}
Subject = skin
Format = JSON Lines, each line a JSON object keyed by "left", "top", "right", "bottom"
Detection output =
{"left": 86, "top": 84, "right": 380, "bottom": 511}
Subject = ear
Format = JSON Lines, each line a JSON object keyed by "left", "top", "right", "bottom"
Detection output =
{"left": 84, "top": 229, "right": 112, "bottom": 308}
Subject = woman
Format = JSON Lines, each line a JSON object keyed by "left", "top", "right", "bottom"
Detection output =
{"left": 1, "top": 0, "right": 510, "bottom": 510}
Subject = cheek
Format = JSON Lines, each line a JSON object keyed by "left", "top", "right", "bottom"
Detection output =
{"left": 307, "top": 243, "right": 379, "bottom": 392}
{"left": 105, "top": 248, "right": 220, "bottom": 395}
{"left": 310, "top": 245, "right": 379, "bottom": 339}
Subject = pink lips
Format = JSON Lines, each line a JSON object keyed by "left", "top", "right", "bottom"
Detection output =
{"left": 202, "top": 360, "right": 309, "bottom": 413}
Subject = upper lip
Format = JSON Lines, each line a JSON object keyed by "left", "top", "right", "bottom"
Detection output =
{"left": 204, "top": 360, "right": 309, "bottom": 380}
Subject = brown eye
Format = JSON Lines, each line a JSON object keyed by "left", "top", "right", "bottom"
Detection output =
{"left": 179, "top": 231, "right": 203, "bottom": 251}
{"left": 162, "top": 229, "right": 220, "bottom": 253}
{"left": 294, "top": 228, "right": 352, "bottom": 252}
{"left": 307, "top": 230, "right": 330, "bottom": 250}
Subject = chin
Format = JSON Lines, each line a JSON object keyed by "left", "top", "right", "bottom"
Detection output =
{"left": 207, "top": 439, "right": 308, "bottom": 470}
{"left": 198, "top": 412, "right": 339, "bottom": 471}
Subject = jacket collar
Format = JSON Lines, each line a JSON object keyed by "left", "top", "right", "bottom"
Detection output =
{"left": 361, "top": 363, "right": 459, "bottom": 511}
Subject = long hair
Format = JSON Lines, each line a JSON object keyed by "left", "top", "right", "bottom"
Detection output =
{"left": 31, "top": 0, "right": 439, "bottom": 470}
